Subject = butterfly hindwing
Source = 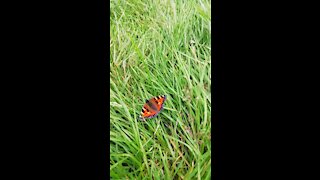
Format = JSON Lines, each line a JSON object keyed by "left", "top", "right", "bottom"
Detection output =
{"left": 140, "top": 103, "right": 157, "bottom": 119}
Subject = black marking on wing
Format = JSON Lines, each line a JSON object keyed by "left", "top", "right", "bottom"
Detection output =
{"left": 142, "top": 107, "right": 150, "bottom": 113}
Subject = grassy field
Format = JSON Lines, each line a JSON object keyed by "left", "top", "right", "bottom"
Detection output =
{"left": 110, "top": 0, "right": 211, "bottom": 179}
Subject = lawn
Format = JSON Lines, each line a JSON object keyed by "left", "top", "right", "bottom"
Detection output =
{"left": 110, "top": 0, "right": 211, "bottom": 179}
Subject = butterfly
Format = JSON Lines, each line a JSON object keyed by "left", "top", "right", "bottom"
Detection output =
{"left": 139, "top": 95, "right": 167, "bottom": 120}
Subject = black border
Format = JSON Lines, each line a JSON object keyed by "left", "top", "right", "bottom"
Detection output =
{"left": 6, "top": 0, "right": 110, "bottom": 179}
{"left": 211, "top": 0, "right": 313, "bottom": 178}
{"left": 212, "top": 0, "right": 223, "bottom": 178}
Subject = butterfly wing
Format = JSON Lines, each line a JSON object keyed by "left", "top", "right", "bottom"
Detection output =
{"left": 149, "top": 95, "right": 166, "bottom": 111}
{"left": 140, "top": 95, "right": 166, "bottom": 120}
{"left": 140, "top": 103, "right": 157, "bottom": 119}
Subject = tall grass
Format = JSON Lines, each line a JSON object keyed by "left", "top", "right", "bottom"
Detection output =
{"left": 110, "top": 0, "right": 211, "bottom": 179}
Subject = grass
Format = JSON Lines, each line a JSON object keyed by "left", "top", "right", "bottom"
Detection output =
{"left": 110, "top": 0, "right": 211, "bottom": 179}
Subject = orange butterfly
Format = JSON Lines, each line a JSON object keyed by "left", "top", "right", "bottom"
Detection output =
{"left": 139, "top": 95, "right": 166, "bottom": 120}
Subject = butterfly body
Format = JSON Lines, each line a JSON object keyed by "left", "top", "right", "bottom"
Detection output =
{"left": 140, "top": 95, "right": 166, "bottom": 120}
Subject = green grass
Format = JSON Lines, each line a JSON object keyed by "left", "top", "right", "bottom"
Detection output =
{"left": 110, "top": 0, "right": 211, "bottom": 179}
